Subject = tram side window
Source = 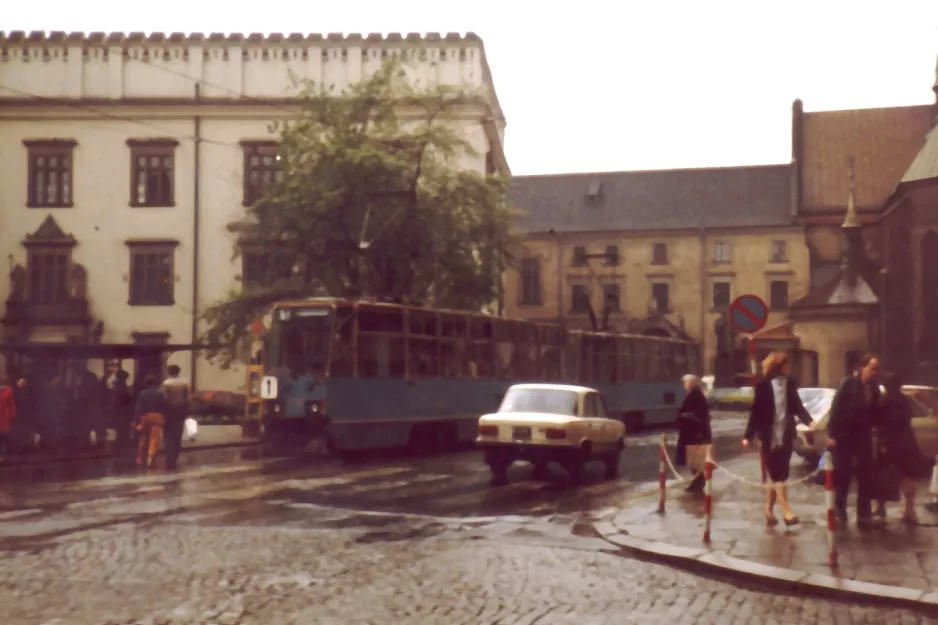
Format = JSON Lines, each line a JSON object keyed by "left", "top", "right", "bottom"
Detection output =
{"left": 632, "top": 340, "right": 648, "bottom": 382}
{"left": 579, "top": 336, "right": 594, "bottom": 384}
{"left": 593, "top": 335, "right": 616, "bottom": 383}
{"left": 493, "top": 320, "right": 517, "bottom": 380}
{"left": 564, "top": 334, "right": 581, "bottom": 382}
{"left": 539, "top": 327, "right": 565, "bottom": 381}
{"left": 617, "top": 337, "right": 634, "bottom": 382}
{"left": 467, "top": 318, "right": 494, "bottom": 379}
{"left": 407, "top": 309, "right": 440, "bottom": 378}
{"left": 330, "top": 307, "right": 355, "bottom": 377}
{"left": 648, "top": 341, "right": 663, "bottom": 380}
{"left": 357, "top": 306, "right": 405, "bottom": 378}
{"left": 513, "top": 323, "right": 539, "bottom": 380}
{"left": 440, "top": 313, "right": 467, "bottom": 379}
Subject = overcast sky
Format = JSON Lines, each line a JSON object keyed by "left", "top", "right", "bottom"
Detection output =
{"left": 4, "top": 0, "right": 937, "bottom": 175}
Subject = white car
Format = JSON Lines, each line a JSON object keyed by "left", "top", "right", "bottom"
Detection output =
{"left": 794, "top": 385, "right": 938, "bottom": 466}
{"left": 476, "top": 383, "right": 626, "bottom": 485}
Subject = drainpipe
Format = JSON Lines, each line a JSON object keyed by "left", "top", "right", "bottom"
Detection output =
{"left": 190, "top": 82, "right": 202, "bottom": 390}
{"left": 698, "top": 226, "right": 707, "bottom": 374}
{"left": 554, "top": 231, "right": 563, "bottom": 323}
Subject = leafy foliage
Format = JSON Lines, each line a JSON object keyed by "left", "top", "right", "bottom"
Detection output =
{"left": 201, "top": 59, "right": 518, "bottom": 367}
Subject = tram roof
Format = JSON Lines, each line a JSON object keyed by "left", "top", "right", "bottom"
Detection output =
{"left": 269, "top": 298, "right": 697, "bottom": 344}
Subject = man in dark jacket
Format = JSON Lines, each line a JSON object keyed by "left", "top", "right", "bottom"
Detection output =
{"left": 828, "top": 353, "right": 881, "bottom": 528}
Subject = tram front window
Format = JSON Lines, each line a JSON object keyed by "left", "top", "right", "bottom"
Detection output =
{"left": 269, "top": 307, "right": 334, "bottom": 378}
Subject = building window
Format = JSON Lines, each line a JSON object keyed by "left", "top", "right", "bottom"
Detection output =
{"left": 604, "top": 245, "right": 620, "bottom": 266}
{"left": 602, "top": 283, "right": 620, "bottom": 312}
{"left": 242, "top": 249, "right": 270, "bottom": 289}
{"left": 128, "top": 242, "right": 177, "bottom": 306}
{"left": 712, "top": 281, "right": 731, "bottom": 309}
{"left": 770, "top": 280, "right": 789, "bottom": 310}
{"left": 770, "top": 240, "right": 788, "bottom": 263}
{"left": 519, "top": 258, "right": 542, "bottom": 306}
{"left": 24, "top": 139, "right": 76, "bottom": 208}
{"left": 714, "top": 241, "right": 730, "bottom": 264}
{"left": 572, "top": 246, "right": 587, "bottom": 267}
{"left": 570, "top": 284, "right": 589, "bottom": 313}
{"left": 128, "top": 139, "right": 177, "bottom": 207}
{"left": 651, "top": 283, "right": 670, "bottom": 313}
{"left": 652, "top": 242, "right": 668, "bottom": 265}
{"left": 242, "top": 141, "right": 283, "bottom": 206}
{"left": 27, "top": 249, "right": 70, "bottom": 305}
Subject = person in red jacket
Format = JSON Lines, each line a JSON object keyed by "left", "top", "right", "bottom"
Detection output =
{"left": 0, "top": 373, "right": 16, "bottom": 460}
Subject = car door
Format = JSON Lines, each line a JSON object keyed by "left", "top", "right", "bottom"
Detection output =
{"left": 594, "top": 393, "right": 615, "bottom": 443}
{"left": 909, "top": 396, "right": 938, "bottom": 458}
{"left": 582, "top": 392, "right": 607, "bottom": 442}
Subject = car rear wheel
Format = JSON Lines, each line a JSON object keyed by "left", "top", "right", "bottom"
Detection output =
{"left": 603, "top": 441, "right": 624, "bottom": 480}
{"left": 564, "top": 442, "right": 591, "bottom": 483}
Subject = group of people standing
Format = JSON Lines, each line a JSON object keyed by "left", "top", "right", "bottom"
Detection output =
{"left": 675, "top": 351, "right": 930, "bottom": 529}
{"left": 0, "top": 360, "right": 191, "bottom": 471}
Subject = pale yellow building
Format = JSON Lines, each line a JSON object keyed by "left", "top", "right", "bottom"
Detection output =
{"left": 503, "top": 165, "right": 812, "bottom": 383}
{"left": 0, "top": 30, "right": 508, "bottom": 391}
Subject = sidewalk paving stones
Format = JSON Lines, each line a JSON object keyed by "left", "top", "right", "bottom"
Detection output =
{"left": 594, "top": 451, "right": 938, "bottom": 608}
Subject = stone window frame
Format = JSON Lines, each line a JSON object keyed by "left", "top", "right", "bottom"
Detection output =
{"left": 711, "top": 278, "right": 732, "bottom": 311}
{"left": 24, "top": 139, "right": 77, "bottom": 209}
{"left": 518, "top": 257, "right": 542, "bottom": 306}
{"left": 770, "top": 239, "right": 788, "bottom": 264}
{"left": 713, "top": 241, "right": 731, "bottom": 264}
{"left": 241, "top": 140, "right": 283, "bottom": 207}
{"left": 128, "top": 138, "right": 178, "bottom": 208}
{"left": 601, "top": 281, "right": 621, "bottom": 313}
{"left": 569, "top": 282, "right": 590, "bottom": 314}
{"left": 126, "top": 240, "right": 179, "bottom": 306}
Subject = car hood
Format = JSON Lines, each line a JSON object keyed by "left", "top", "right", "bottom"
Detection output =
{"left": 479, "top": 412, "right": 578, "bottom": 426}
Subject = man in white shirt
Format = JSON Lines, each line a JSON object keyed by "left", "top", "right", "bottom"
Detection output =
{"left": 160, "top": 365, "right": 191, "bottom": 470}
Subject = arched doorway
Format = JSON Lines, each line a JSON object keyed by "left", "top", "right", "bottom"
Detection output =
{"left": 920, "top": 230, "right": 938, "bottom": 360}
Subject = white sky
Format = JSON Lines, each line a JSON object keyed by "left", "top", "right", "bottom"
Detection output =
{"left": 4, "top": 0, "right": 937, "bottom": 175}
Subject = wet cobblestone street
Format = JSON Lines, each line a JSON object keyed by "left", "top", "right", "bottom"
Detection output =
{"left": 1, "top": 417, "right": 936, "bottom": 623}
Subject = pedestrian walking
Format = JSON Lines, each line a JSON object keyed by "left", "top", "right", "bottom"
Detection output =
{"left": 827, "top": 353, "right": 881, "bottom": 529}
{"left": 134, "top": 374, "right": 169, "bottom": 469}
{"left": 0, "top": 373, "right": 17, "bottom": 461}
{"left": 873, "top": 372, "right": 930, "bottom": 525}
{"left": 675, "top": 374, "right": 711, "bottom": 493}
{"left": 743, "top": 351, "right": 814, "bottom": 527}
{"left": 160, "top": 365, "right": 191, "bottom": 470}
{"left": 109, "top": 368, "right": 134, "bottom": 448}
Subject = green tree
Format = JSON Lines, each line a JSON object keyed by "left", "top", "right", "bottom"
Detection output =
{"left": 202, "top": 59, "right": 518, "bottom": 367}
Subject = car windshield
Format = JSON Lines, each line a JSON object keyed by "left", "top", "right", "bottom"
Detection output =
{"left": 498, "top": 388, "right": 578, "bottom": 416}
{"left": 798, "top": 388, "right": 836, "bottom": 422}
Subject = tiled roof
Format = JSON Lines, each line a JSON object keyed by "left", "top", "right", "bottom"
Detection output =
{"left": 902, "top": 125, "right": 938, "bottom": 184}
{"left": 508, "top": 164, "right": 794, "bottom": 234}
{"left": 801, "top": 104, "right": 933, "bottom": 211}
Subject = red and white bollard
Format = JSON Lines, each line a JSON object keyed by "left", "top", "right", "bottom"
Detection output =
{"left": 703, "top": 444, "right": 714, "bottom": 543}
{"left": 824, "top": 450, "right": 838, "bottom": 568}
{"left": 658, "top": 433, "right": 667, "bottom": 514}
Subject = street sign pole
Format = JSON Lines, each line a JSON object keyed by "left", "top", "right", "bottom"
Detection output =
{"left": 729, "top": 294, "right": 771, "bottom": 485}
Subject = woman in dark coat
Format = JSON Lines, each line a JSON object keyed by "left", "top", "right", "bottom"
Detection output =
{"left": 743, "top": 351, "right": 813, "bottom": 526}
{"left": 676, "top": 374, "right": 712, "bottom": 493}
{"left": 875, "top": 373, "right": 930, "bottom": 524}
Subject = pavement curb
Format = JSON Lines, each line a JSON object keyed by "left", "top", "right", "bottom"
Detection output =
{"left": 592, "top": 516, "right": 938, "bottom": 612}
